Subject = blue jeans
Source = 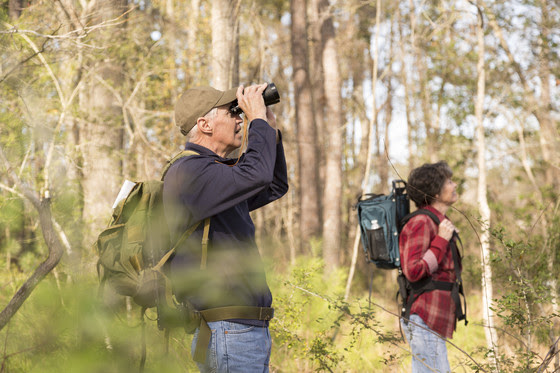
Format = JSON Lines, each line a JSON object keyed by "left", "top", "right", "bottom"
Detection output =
{"left": 401, "top": 314, "right": 450, "bottom": 373}
{"left": 191, "top": 321, "right": 271, "bottom": 373}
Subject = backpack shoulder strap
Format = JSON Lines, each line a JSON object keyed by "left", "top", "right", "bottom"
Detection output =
{"left": 154, "top": 217, "right": 211, "bottom": 271}
{"left": 161, "top": 150, "right": 199, "bottom": 181}
{"left": 401, "top": 208, "right": 440, "bottom": 228}
{"left": 153, "top": 149, "right": 207, "bottom": 272}
{"left": 400, "top": 209, "right": 468, "bottom": 326}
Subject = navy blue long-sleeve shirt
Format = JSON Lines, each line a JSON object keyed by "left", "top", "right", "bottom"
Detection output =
{"left": 162, "top": 119, "right": 288, "bottom": 320}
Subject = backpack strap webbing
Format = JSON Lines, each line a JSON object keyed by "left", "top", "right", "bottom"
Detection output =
{"left": 159, "top": 150, "right": 273, "bottom": 363}
{"left": 449, "top": 233, "right": 468, "bottom": 325}
{"left": 400, "top": 209, "right": 468, "bottom": 326}
{"left": 159, "top": 149, "right": 212, "bottom": 269}
{"left": 200, "top": 217, "right": 211, "bottom": 270}
{"left": 152, "top": 218, "right": 211, "bottom": 273}
{"left": 161, "top": 150, "right": 199, "bottom": 181}
{"left": 154, "top": 149, "right": 212, "bottom": 319}
{"left": 193, "top": 306, "right": 275, "bottom": 363}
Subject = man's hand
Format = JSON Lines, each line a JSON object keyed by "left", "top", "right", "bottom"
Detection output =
{"left": 236, "top": 83, "right": 267, "bottom": 123}
{"left": 437, "top": 219, "right": 457, "bottom": 241}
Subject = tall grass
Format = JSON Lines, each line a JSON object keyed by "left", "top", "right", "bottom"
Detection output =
{"left": 0, "top": 250, "right": 553, "bottom": 372}
{"left": 268, "top": 256, "right": 488, "bottom": 372}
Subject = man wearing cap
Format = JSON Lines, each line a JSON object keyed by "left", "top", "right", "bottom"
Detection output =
{"left": 163, "top": 83, "right": 288, "bottom": 372}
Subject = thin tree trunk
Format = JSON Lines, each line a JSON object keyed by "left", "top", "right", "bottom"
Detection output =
{"left": 536, "top": 0, "right": 560, "bottom": 189}
{"left": 377, "top": 16, "right": 395, "bottom": 192}
{"left": 317, "top": 0, "right": 342, "bottom": 272}
{"left": 187, "top": 0, "right": 201, "bottom": 81}
{"left": 344, "top": 15, "right": 369, "bottom": 267}
{"left": 309, "top": 0, "right": 326, "bottom": 207}
{"left": 212, "top": 0, "right": 241, "bottom": 89}
{"left": 291, "top": 0, "right": 321, "bottom": 248}
{"left": 536, "top": 2, "right": 560, "bottom": 353}
{"left": 474, "top": 5, "right": 500, "bottom": 370}
{"left": 345, "top": 0, "right": 381, "bottom": 300}
{"left": 80, "top": 0, "right": 127, "bottom": 242}
{"left": 404, "top": 0, "right": 418, "bottom": 169}
{"left": 366, "top": 0, "right": 381, "bottom": 192}
{"left": 165, "top": 0, "right": 177, "bottom": 100}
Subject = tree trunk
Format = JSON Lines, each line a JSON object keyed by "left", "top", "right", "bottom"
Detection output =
{"left": 187, "top": 0, "right": 201, "bottom": 82}
{"left": 474, "top": 6, "right": 500, "bottom": 370}
{"left": 80, "top": 0, "right": 127, "bottom": 242}
{"left": 309, "top": 0, "right": 326, "bottom": 199}
{"left": 366, "top": 0, "right": 381, "bottom": 193}
{"left": 316, "top": 0, "right": 342, "bottom": 271}
{"left": 291, "top": 0, "right": 321, "bottom": 248}
{"left": 377, "top": 16, "right": 395, "bottom": 193}
{"left": 408, "top": 0, "right": 437, "bottom": 163}
{"left": 211, "top": 0, "right": 241, "bottom": 89}
{"left": 537, "top": 2, "right": 559, "bottom": 367}
{"left": 403, "top": 0, "right": 418, "bottom": 170}
{"left": 165, "top": 0, "right": 177, "bottom": 100}
{"left": 536, "top": 0, "right": 560, "bottom": 189}
{"left": 8, "top": 0, "right": 23, "bottom": 19}
{"left": 345, "top": 0, "right": 381, "bottom": 299}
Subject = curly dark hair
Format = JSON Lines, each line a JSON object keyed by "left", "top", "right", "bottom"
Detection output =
{"left": 407, "top": 161, "right": 453, "bottom": 208}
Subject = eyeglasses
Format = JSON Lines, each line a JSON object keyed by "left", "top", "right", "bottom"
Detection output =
{"left": 228, "top": 101, "right": 243, "bottom": 116}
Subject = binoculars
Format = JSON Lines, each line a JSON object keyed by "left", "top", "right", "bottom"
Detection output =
{"left": 229, "top": 83, "right": 280, "bottom": 116}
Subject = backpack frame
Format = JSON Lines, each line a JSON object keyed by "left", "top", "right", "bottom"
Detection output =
{"left": 356, "top": 180, "right": 409, "bottom": 269}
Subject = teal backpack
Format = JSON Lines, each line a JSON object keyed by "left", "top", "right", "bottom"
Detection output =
{"left": 356, "top": 180, "right": 409, "bottom": 269}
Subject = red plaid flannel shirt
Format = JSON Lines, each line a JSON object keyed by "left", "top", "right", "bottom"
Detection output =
{"left": 399, "top": 206, "right": 459, "bottom": 339}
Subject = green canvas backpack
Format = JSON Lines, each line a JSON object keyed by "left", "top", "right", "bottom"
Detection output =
{"left": 94, "top": 150, "right": 209, "bottom": 329}
{"left": 94, "top": 149, "right": 275, "bottom": 366}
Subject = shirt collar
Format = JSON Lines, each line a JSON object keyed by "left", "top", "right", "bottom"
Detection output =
{"left": 424, "top": 205, "right": 447, "bottom": 222}
{"left": 184, "top": 142, "right": 238, "bottom": 165}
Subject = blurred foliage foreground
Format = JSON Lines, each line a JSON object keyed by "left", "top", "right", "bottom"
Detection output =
{"left": 0, "top": 240, "right": 557, "bottom": 373}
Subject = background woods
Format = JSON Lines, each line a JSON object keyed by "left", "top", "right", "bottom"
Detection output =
{"left": 0, "top": 0, "right": 559, "bottom": 372}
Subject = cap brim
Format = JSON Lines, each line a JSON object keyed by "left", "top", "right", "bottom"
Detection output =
{"left": 215, "top": 87, "right": 238, "bottom": 107}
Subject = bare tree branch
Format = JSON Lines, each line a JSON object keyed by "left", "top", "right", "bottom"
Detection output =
{"left": 0, "top": 146, "right": 64, "bottom": 331}
{"left": 0, "top": 7, "right": 132, "bottom": 40}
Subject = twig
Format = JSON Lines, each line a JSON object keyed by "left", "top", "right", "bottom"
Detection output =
{"left": 538, "top": 336, "right": 560, "bottom": 373}
{"left": 0, "top": 7, "right": 132, "bottom": 40}
{"left": 288, "top": 282, "right": 487, "bottom": 372}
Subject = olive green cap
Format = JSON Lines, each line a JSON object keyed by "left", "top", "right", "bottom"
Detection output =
{"left": 174, "top": 86, "right": 238, "bottom": 136}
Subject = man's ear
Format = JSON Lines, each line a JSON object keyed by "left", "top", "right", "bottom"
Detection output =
{"left": 196, "top": 117, "right": 213, "bottom": 134}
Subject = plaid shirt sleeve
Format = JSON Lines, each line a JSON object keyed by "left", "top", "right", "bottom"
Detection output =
{"left": 399, "top": 206, "right": 458, "bottom": 339}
